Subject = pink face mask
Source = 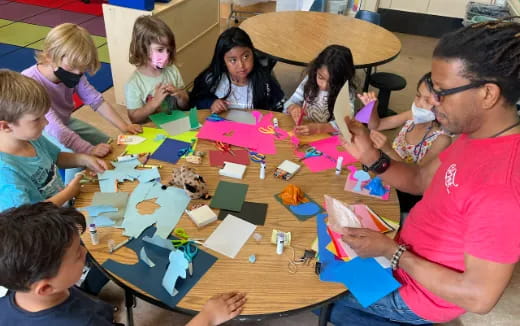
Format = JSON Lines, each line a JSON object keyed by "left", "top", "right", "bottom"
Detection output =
{"left": 150, "top": 51, "right": 169, "bottom": 69}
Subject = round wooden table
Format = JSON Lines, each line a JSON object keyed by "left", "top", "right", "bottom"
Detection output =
{"left": 77, "top": 110, "right": 400, "bottom": 324}
{"left": 240, "top": 11, "right": 401, "bottom": 69}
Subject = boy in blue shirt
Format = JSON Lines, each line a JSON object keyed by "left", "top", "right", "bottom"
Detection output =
{"left": 0, "top": 203, "right": 247, "bottom": 325}
{"left": 0, "top": 69, "right": 108, "bottom": 212}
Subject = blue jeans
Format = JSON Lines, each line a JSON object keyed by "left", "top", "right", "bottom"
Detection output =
{"left": 329, "top": 291, "right": 433, "bottom": 326}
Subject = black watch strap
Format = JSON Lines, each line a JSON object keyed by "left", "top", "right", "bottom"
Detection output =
{"left": 362, "top": 150, "right": 391, "bottom": 174}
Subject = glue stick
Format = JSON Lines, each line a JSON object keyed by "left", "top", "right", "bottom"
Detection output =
{"left": 260, "top": 162, "right": 266, "bottom": 179}
{"left": 336, "top": 156, "right": 344, "bottom": 175}
{"left": 273, "top": 118, "right": 279, "bottom": 128}
{"left": 89, "top": 224, "right": 99, "bottom": 245}
{"left": 276, "top": 232, "right": 284, "bottom": 255}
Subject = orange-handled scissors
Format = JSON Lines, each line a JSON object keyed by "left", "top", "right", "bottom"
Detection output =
{"left": 215, "top": 141, "right": 235, "bottom": 156}
{"left": 258, "top": 125, "right": 282, "bottom": 138}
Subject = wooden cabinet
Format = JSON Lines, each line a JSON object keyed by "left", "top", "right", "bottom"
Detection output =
{"left": 102, "top": 0, "right": 220, "bottom": 105}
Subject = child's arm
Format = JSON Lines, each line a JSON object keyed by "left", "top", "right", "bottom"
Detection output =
{"left": 45, "top": 108, "right": 96, "bottom": 154}
{"left": 186, "top": 292, "right": 247, "bottom": 326}
{"left": 127, "top": 83, "right": 169, "bottom": 123}
{"left": 369, "top": 130, "right": 403, "bottom": 162}
{"left": 165, "top": 84, "right": 189, "bottom": 109}
{"left": 294, "top": 122, "right": 336, "bottom": 136}
{"left": 44, "top": 173, "right": 83, "bottom": 206}
{"left": 96, "top": 101, "right": 142, "bottom": 134}
{"left": 57, "top": 152, "right": 109, "bottom": 173}
{"left": 359, "top": 92, "right": 412, "bottom": 131}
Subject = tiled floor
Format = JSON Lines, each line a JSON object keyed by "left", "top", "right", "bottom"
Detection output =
{"left": 76, "top": 29, "right": 520, "bottom": 325}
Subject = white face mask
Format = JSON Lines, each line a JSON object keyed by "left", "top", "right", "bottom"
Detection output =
{"left": 411, "top": 102, "right": 436, "bottom": 124}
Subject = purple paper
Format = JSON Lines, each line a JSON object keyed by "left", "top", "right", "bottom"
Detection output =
{"left": 355, "top": 101, "right": 376, "bottom": 123}
{"left": 150, "top": 138, "right": 191, "bottom": 164}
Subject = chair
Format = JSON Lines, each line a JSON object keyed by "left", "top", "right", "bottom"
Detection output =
{"left": 225, "top": 0, "right": 272, "bottom": 25}
{"left": 355, "top": 9, "right": 381, "bottom": 25}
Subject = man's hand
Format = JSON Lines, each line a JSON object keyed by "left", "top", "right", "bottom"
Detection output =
{"left": 370, "top": 130, "right": 390, "bottom": 150}
{"left": 89, "top": 143, "right": 111, "bottom": 158}
{"left": 210, "top": 99, "right": 229, "bottom": 114}
{"left": 342, "top": 227, "right": 398, "bottom": 259}
{"left": 342, "top": 116, "right": 380, "bottom": 165}
{"left": 123, "top": 123, "right": 142, "bottom": 134}
{"left": 196, "top": 292, "right": 247, "bottom": 326}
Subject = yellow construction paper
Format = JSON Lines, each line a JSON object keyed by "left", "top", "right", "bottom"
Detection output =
{"left": 125, "top": 128, "right": 199, "bottom": 155}
{"left": 326, "top": 242, "right": 351, "bottom": 262}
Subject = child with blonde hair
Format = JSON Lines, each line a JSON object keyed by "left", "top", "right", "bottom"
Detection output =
{"left": 22, "top": 23, "right": 141, "bottom": 161}
{"left": 125, "top": 16, "right": 189, "bottom": 123}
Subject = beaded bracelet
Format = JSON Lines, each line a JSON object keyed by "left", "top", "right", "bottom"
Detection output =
{"left": 391, "top": 244, "right": 408, "bottom": 270}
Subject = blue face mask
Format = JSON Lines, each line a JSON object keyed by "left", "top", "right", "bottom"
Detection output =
{"left": 411, "top": 102, "right": 436, "bottom": 124}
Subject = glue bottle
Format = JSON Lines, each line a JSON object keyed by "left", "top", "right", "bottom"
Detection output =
{"left": 276, "top": 232, "right": 284, "bottom": 255}
{"left": 89, "top": 224, "right": 99, "bottom": 245}
{"left": 260, "top": 162, "right": 266, "bottom": 179}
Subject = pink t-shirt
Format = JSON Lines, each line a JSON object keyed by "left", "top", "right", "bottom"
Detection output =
{"left": 395, "top": 133, "right": 520, "bottom": 322}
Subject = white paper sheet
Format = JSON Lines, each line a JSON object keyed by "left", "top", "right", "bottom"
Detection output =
{"left": 203, "top": 214, "right": 256, "bottom": 258}
{"left": 333, "top": 81, "right": 353, "bottom": 142}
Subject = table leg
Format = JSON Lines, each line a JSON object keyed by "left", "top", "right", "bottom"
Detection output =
{"left": 318, "top": 303, "right": 332, "bottom": 326}
{"left": 363, "top": 66, "right": 373, "bottom": 92}
{"left": 124, "top": 288, "right": 135, "bottom": 326}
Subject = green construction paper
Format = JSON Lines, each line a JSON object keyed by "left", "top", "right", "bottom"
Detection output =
{"left": 125, "top": 127, "right": 169, "bottom": 155}
{"left": 210, "top": 181, "right": 248, "bottom": 212}
{"left": 150, "top": 111, "right": 187, "bottom": 127}
{"left": 217, "top": 201, "right": 268, "bottom": 225}
{"left": 189, "top": 107, "right": 201, "bottom": 129}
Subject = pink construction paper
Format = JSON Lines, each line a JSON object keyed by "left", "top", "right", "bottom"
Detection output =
{"left": 310, "top": 136, "right": 357, "bottom": 164}
{"left": 294, "top": 151, "right": 337, "bottom": 172}
{"left": 198, "top": 120, "right": 277, "bottom": 155}
{"left": 355, "top": 101, "right": 375, "bottom": 123}
{"left": 352, "top": 204, "right": 379, "bottom": 231}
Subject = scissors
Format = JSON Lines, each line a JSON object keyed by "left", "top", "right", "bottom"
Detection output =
{"left": 249, "top": 151, "right": 266, "bottom": 163}
{"left": 258, "top": 125, "right": 282, "bottom": 138}
{"left": 298, "top": 146, "right": 323, "bottom": 161}
{"left": 206, "top": 113, "right": 227, "bottom": 122}
{"left": 215, "top": 141, "right": 235, "bottom": 156}
{"left": 172, "top": 228, "right": 202, "bottom": 276}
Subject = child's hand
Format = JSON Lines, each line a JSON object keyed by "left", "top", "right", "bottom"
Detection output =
{"left": 89, "top": 144, "right": 111, "bottom": 157}
{"left": 210, "top": 99, "right": 228, "bottom": 114}
{"left": 198, "top": 292, "right": 247, "bottom": 325}
{"left": 369, "top": 130, "right": 390, "bottom": 150}
{"left": 151, "top": 83, "right": 169, "bottom": 110}
{"left": 295, "top": 123, "right": 323, "bottom": 136}
{"left": 67, "top": 173, "right": 84, "bottom": 198}
{"left": 287, "top": 104, "right": 303, "bottom": 124}
{"left": 357, "top": 92, "right": 378, "bottom": 106}
{"left": 124, "top": 123, "right": 142, "bottom": 134}
{"left": 81, "top": 155, "right": 109, "bottom": 173}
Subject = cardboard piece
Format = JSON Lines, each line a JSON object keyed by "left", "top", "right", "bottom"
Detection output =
{"left": 219, "top": 162, "right": 247, "bottom": 179}
{"left": 150, "top": 138, "right": 191, "bottom": 164}
{"left": 225, "top": 110, "right": 256, "bottom": 125}
{"left": 102, "top": 227, "right": 217, "bottom": 308}
{"left": 333, "top": 81, "right": 353, "bottom": 142}
{"left": 160, "top": 117, "right": 191, "bottom": 137}
{"left": 217, "top": 201, "right": 268, "bottom": 225}
{"left": 208, "top": 149, "right": 250, "bottom": 167}
{"left": 204, "top": 214, "right": 256, "bottom": 259}
{"left": 354, "top": 101, "right": 376, "bottom": 123}
{"left": 316, "top": 214, "right": 401, "bottom": 308}
{"left": 274, "top": 193, "right": 324, "bottom": 221}
{"left": 209, "top": 181, "right": 248, "bottom": 212}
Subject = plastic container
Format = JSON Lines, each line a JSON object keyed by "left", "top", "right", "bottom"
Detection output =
{"left": 109, "top": 0, "right": 154, "bottom": 11}
{"left": 463, "top": 1, "right": 510, "bottom": 26}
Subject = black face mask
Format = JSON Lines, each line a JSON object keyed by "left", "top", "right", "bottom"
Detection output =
{"left": 54, "top": 67, "right": 82, "bottom": 88}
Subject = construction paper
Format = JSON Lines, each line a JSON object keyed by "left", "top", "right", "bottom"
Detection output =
{"left": 255, "top": 112, "right": 289, "bottom": 141}
{"left": 137, "top": 167, "right": 161, "bottom": 183}
{"left": 316, "top": 214, "right": 401, "bottom": 308}
{"left": 217, "top": 201, "right": 268, "bottom": 225}
{"left": 97, "top": 159, "right": 145, "bottom": 193}
{"left": 344, "top": 169, "right": 391, "bottom": 200}
{"left": 289, "top": 202, "right": 321, "bottom": 216}
{"left": 274, "top": 193, "right": 324, "bottom": 221}
{"left": 208, "top": 149, "right": 250, "bottom": 167}
{"left": 210, "top": 181, "right": 248, "bottom": 212}
{"left": 161, "top": 117, "right": 192, "bottom": 136}
{"left": 91, "top": 215, "right": 116, "bottom": 227}
{"left": 162, "top": 250, "right": 188, "bottom": 296}
{"left": 79, "top": 205, "right": 118, "bottom": 218}
{"left": 219, "top": 162, "right": 247, "bottom": 179}
{"left": 103, "top": 226, "right": 217, "bottom": 308}
{"left": 150, "top": 138, "right": 191, "bottom": 164}
{"left": 189, "top": 107, "right": 201, "bottom": 129}
{"left": 225, "top": 110, "right": 256, "bottom": 125}
{"left": 352, "top": 204, "right": 394, "bottom": 233}
{"left": 125, "top": 127, "right": 168, "bottom": 155}
{"left": 287, "top": 131, "right": 331, "bottom": 145}
{"left": 150, "top": 111, "right": 187, "bottom": 126}
{"left": 333, "top": 81, "right": 353, "bottom": 143}
{"left": 143, "top": 235, "right": 176, "bottom": 251}
{"left": 355, "top": 101, "right": 376, "bottom": 123}
{"left": 204, "top": 214, "right": 256, "bottom": 259}
{"left": 140, "top": 247, "right": 156, "bottom": 268}
{"left": 99, "top": 177, "right": 117, "bottom": 193}
{"left": 294, "top": 136, "right": 357, "bottom": 173}
{"left": 122, "top": 181, "right": 190, "bottom": 239}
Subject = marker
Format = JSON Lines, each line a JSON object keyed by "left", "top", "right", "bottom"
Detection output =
{"left": 276, "top": 232, "right": 284, "bottom": 255}
{"left": 336, "top": 156, "right": 344, "bottom": 175}
{"left": 89, "top": 224, "right": 99, "bottom": 245}
{"left": 109, "top": 237, "right": 132, "bottom": 253}
{"left": 138, "top": 164, "right": 162, "bottom": 169}
{"left": 259, "top": 162, "right": 266, "bottom": 179}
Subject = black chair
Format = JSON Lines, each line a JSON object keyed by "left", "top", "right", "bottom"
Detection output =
{"left": 369, "top": 72, "right": 406, "bottom": 116}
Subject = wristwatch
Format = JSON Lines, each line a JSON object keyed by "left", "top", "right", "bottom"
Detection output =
{"left": 362, "top": 150, "right": 391, "bottom": 174}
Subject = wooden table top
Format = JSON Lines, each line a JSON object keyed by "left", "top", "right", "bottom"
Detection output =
{"left": 240, "top": 11, "right": 402, "bottom": 68}
{"left": 78, "top": 110, "right": 400, "bottom": 318}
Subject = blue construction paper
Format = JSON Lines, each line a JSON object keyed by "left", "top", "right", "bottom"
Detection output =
{"left": 162, "top": 250, "right": 188, "bottom": 296}
{"left": 143, "top": 235, "right": 176, "bottom": 251}
{"left": 364, "top": 176, "right": 389, "bottom": 197}
{"left": 102, "top": 226, "right": 217, "bottom": 308}
{"left": 316, "top": 214, "right": 401, "bottom": 308}
{"left": 289, "top": 202, "right": 321, "bottom": 216}
{"left": 150, "top": 138, "right": 191, "bottom": 164}
{"left": 91, "top": 215, "right": 116, "bottom": 227}
{"left": 140, "top": 247, "right": 156, "bottom": 268}
{"left": 79, "top": 205, "right": 118, "bottom": 217}
{"left": 137, "top": 167, "right": 161, "bottom": 183}
{"left": 353, "top": 170, "right": 371, "bottom": 192}
{"left": 155, "top": 134, "right": 167, "bottom": 141}
{"left": 121, "top": 181, "right": 190, "bottom": 239}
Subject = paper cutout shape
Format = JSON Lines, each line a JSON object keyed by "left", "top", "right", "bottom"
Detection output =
{"left": 219, "top": 162, "right": 247, "bottom": 179}
{"left": 364, "top": 176, "right": 389, "bottom": 197}
{"left": 333, "top": 81, "right": 353, "bottom": 142}
{"left": 102, "top": 226, "right": 217, "bottom": 308}
{"left": 316, "top": 213, "right": 401, "bottom": 308}
{"left": 150, "top": 138, "right": 191, "bottom": 164}
{"left": 208, "top": 149, "right": 250, "bottom": 167}
{"left": 354, "top": 101, "right": 375, "bottom": 123}
{"left": 137, "top": 167, "right": 160, "bottom": 183}
{"left": 210, "top": 181, "right": 248, "bottom": 212}
{"left": 189, "top": 107, "right": 201, "bottom": 129}
{"left": 140, "top": 247, "right": 156, "bottom": 268}
{"left": 79, "top": 205, "right": 118, "bottom": 218}
{"left": 162, "top": 250, "right": 188, "bottom": 296}
{"left": 117, "top": 135, "right": 146, "bottom": 145}
{"left": 160, "top": 116, "right": 191, "bottom": 136}
{"left": 204, "top": 214, "right": 256, "bottom": 258}
{"left": 125, "top": 127, "right": 169, "bottom": 155}
{"left": 344, "top": 166, "right": 391, "bottom": 200}
{"left": 353, "top": 170, "right": 371, "bottom": 192}
{"left": 155, "top": 134, "right": 167, "bottom": 141}
{"left": 90, "top": 192, "right": 130, "bottom": 227}
{"left": 97, "top": 159, "right": 157, "bottom": 193}
{"left": 186, "top": 205, "right": 218, "bottom": 228}
{"left": 225, "top": 110, "right": 256, "bottom": 125}
{"left": 289, "top": 202, "right": 321, "bottom": 216}
{"left": 217, "top": 201, "right": 268, "bottom": 225}
{"left": 122, "top": 181, "right": 190, "bottom": 239}
{"left": 274, "top": 192, "right": 324, "bottom": 221}
{"left": 143, "top": 235, "right": 176, "bottom": 251}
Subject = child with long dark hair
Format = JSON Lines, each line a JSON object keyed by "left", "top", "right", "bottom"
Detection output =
{"left": 190, "top": 27, "right": 284, "bottom": 112}
{"left": 285, "top": 44, "right": 356, "bottom": 135}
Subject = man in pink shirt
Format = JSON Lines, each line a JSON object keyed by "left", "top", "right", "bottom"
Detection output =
{"left": 329, "top": 19, "right": 520, "bottom": 325}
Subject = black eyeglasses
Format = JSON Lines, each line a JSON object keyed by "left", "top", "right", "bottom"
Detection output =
{"left": 425, "top": 72, "right": 496, "bottom": 102}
